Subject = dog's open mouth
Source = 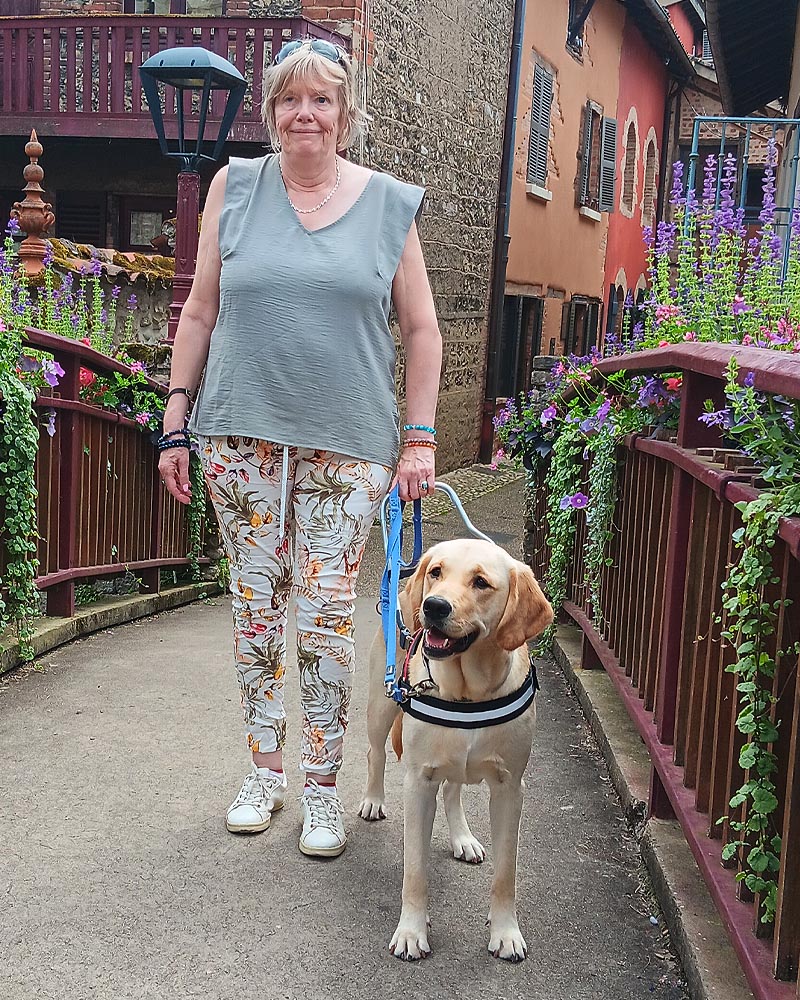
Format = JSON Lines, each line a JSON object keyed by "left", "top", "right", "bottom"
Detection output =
{"left": 422, "top": 627, "right": 480, "bottom": 659}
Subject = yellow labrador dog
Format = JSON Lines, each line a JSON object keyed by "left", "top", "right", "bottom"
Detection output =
{"left": 358, "top": 538, "right": 552, "bottom": 962}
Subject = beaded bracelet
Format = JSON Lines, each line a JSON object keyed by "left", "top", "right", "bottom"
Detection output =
{"left": 157, "top": 432, "right": 192, "bottom": 452}
{"left": 403, "top": 439, "right": 437, "bottom": 450}
{"left": 403, "top": 423, "right": 436, "bottom": 436}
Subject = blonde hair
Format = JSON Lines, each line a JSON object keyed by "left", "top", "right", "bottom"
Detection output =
{"left": 261, "top": 42, "right": 368, "bottom": 151}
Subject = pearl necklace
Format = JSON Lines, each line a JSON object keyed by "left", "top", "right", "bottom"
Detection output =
{"left": 280, "top": 157, "right": 341, "bottom": 215}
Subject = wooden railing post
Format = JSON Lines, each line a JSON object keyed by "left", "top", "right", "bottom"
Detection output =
{"left": 139, "top": 459, "right": 163, "bottom": 596}
{"left": 655, "top": 371, "right": 727, "bottom": 745}
{"left": 46, "top": 350, "right": 80, "bottom": 618}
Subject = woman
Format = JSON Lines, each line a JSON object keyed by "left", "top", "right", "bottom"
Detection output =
{"left": 157, "top": 38, "right": 442, "bottom": 858}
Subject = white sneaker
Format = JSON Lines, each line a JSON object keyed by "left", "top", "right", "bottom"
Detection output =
{"left": 226, "top": 764, "right": 287, "bottom": 833}
{"left": 299, "top": 780, "right": 347, "bottom": 857}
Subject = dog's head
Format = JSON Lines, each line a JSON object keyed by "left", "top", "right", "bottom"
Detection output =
{"left": 399, "top": 539, "right": 553, "bottom": 658}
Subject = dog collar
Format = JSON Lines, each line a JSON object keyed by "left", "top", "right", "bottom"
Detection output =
{"left": 400, "top": 663, "right": 539, "bottom": 729}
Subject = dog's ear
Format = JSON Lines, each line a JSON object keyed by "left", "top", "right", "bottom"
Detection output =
{"left": 399, "top": 553, "right": 431, "bottom": 632}
{"left": 495, "top": 563, "right": 553, "bottom": 651}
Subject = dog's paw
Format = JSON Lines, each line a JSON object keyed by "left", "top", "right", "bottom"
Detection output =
{"left": 487, "top": 923, "right": 527, "bottom": 963}
{"left": 389, "top": 921, "right": 432, "bottom": 961}
{"left": 357, "top": 796, "right": 387, "bottom": 821}
{"left": 451, "top": 833, "right": 486, "bottom": 864}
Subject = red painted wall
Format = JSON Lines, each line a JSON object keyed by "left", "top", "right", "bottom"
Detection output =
{"left": 666, "top": 3, "right": 698, "bottom": 57}
{"left": 603, "top": 11, "right": 669, "bottom": 329}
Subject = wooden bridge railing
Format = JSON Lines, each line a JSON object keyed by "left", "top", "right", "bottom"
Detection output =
{"left": 4, "top": 327, "right": 203, "bottom": 619}
{"left": 527, "top": 344, "right": 800, "bottom": 1000}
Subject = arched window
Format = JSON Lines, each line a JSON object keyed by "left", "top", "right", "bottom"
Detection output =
{"left": 622, "top": 122, "right": 636, "bottom": 213}
{"left": 642, "top": 139, "right": 657, "bottom": 227}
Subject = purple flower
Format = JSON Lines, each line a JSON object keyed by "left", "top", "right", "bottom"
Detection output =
{"left": 43, "top": 243, "right": 54, "bottom": 267}
{"left": 18, "top": 355, "right": 41, "bottom": 373}
{"left": 111, "top": 286, "right": 121, "bottom": 299}
{"left": 596, "top": 398, "right": 612, "bottom": 425}
{"left": 743, "top": 371, "right": 756, "bottom": 388}
{"left": 41, "top": 358, "right": 65, "bottom": 387}
{"left": 541, "top": 405, "right": 557, "bottom": 425}
{"left": 698, "top": 407, "right": 733, "bottom": 430}
{"left": 127, "top": 294, "right": 138, "bottom": 310}
{"left": 44, "top": 409, "right": 56, "bottom": 437}
{"left": 6, "top": 215, "right": 20, "bottom": 234}
{"left": 731, "top": 296, "right": 749, "bottom": 317}
{"left": 559, "top": 495, "right": 572, "bottom": 511}
{"left": 570, "top": 492, "right": 589, "bottom": 509}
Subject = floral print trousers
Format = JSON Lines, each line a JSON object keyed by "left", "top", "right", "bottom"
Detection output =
{"left": 199, "top": 437, "right": 392, "bottom": 775}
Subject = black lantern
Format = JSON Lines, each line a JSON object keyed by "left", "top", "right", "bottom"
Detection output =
{"left": 139, "top": 48, "right": 246, "bottom": 340}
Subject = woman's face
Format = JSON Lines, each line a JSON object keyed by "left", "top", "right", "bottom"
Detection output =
{"left": 274, "top": 75, "right": 342, "bottom": 156}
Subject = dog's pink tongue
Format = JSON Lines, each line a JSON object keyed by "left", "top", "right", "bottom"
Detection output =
{"left": 425, "top": 629, "right": 452, "bottom": 650}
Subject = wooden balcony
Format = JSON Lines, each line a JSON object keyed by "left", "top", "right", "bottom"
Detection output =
{"left": 0, "top": 15, "right": 343, "bottom": 143}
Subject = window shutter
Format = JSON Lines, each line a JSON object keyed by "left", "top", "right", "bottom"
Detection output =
{"left": 579, "top": 102, "right": 593, "bottom": 204}
{"left": 599, "top": 116, "right": 617, "bottom": 213}
{"left": 527, "top": 64, "right": 553, "bottom": 187}
{"left": 566, "top": 300, "right": 577, "bottom": 354}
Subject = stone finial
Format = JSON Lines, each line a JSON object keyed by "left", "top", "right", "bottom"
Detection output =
{"left": 11, "top": 129, "right": 56, "bottom": 276}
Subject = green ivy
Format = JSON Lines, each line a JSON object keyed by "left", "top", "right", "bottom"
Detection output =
{"left": 0, "top": 368, "right": 40, "bottom": 658}
{"left": 714, "top": 357, "right": 800, "bottom": 923}
{"left": 186, "top": 453, "right": 205, "bottom": 582}
{"left": 537, "top": 421, "right": 583, "bottom": 651}
{"left": 585, "top": 425, "right": 618, "bottom": 631}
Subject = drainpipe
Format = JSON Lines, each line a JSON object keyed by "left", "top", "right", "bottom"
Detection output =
{"left": 479, "top": 0, "right": 526, "bottom": 464}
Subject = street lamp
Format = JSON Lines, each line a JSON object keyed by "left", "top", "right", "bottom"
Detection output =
{"left": 140, "top": 47, "right": 246, "bottom": 342}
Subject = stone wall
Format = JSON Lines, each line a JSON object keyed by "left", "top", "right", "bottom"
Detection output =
{"left": 362, "top": 0, "right": 513, "bottom": 471}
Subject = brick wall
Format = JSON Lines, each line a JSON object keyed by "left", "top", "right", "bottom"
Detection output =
{"left": 339, "top": 0, "right": 513, "bottom": 470}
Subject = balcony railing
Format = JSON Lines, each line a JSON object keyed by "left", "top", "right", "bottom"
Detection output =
{"left": 0, "top": 15, "right": 343, "bottom": 142}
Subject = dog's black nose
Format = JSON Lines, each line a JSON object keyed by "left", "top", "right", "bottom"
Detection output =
{"left": 423, "top": 596, "right": 452, "bottom": 621}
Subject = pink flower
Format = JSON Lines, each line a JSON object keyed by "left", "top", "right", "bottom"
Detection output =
{"left": 742, "top": 334, "right": 753, "bottom": 346}
{"left": 658, "top": 339, "right": 670, "bottom": 347}
{"left": 683, "top": 331, "right": 697, "bottom": 342}
{"left": 129, "top": 361, "right": 144, "bottom": 374}
{"left": 80, "top": 337, "right": 91, "bottom": 346}
{"left": 665, "top": 377, "right": 682, "bottom": 392}
{"left": 135, "top": 412, "right": 151, "bottom": 426}
{"left": 79, "top": 367, "right": 96, "bottom": 387}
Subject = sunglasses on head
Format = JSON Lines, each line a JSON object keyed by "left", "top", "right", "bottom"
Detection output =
{"left": 274, "top": 39, "right": 348, "bottom": 68}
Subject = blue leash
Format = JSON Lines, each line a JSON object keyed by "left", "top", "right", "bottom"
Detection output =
{"left": 379, "top": 483, "right": 495, "bottom": 702}
{"left": 380, "top": 486, "right": 423, "bottom": 700}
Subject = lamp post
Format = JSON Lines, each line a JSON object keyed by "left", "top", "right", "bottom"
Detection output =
{"left": 140, "top": 48, "right": 246, "bottom": 343}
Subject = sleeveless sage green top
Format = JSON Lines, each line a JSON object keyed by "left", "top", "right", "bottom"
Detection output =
{"left": 189, "top": 154, "right": 426, "bottom": 467}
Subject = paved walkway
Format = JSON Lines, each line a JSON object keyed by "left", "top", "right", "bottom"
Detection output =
{"left": 1, "top": 467, "right": 689, "bottom": 1000}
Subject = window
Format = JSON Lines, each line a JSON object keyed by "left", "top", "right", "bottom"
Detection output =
{"left": 119, "top": 196, "right": 177, "bottom": 252}
{"left": 527, "top": 64, "right": 554, "bottom": 189}
{"left": 562, "top": 297, "right": 601, "bottom": 356}
{"left": 56, "top": 193, "right": 108, "bottom": 248}
{"left": 498, "top": 296, "right": 544, "bottom": 397}
{"left": 621, "top": 121, "right": 637, "bottom": 214}
{"left": 642, "top": 138, "right": 657, "bottom": 227}
{"left": 579, "top": 102, "right": 617, "bottom": 213}
{"left": 567, "top": 0, "right": 587, "bottom": 56}
{"left": 742, "top": 165, "right": 766, "bottom": 222}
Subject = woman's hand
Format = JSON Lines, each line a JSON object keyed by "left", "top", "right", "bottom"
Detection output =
{"left": 159, "top": 446, "right": 192, "bottom": 505}
{"left": 393, "top": 444, "right": 436, "bottom": 502}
